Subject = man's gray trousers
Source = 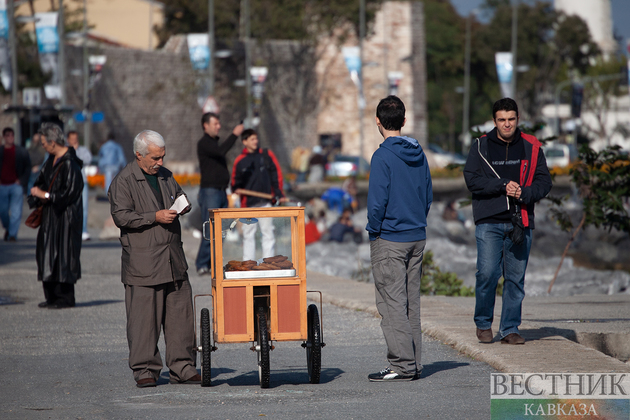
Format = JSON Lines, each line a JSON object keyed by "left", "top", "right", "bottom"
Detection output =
{"left": 370, "top": 237, "right": 425, "bottom": 376}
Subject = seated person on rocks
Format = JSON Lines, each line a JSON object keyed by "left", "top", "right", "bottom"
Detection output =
{"left": 321, "top": 187, "right": 353, "bottom": 214}
{"left": 328, "top": 208, "right": 362, "bottom": 244}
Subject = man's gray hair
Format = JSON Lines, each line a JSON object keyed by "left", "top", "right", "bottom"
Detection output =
{"left": 38, "top": 123, "right": 65, "bottom": 146}
{"left": 133, "top": 130, "right": 165, "bottom": 157}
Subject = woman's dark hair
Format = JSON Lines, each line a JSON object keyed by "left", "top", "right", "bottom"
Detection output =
{"left": 492, "top": 98, "right": 519, "bottom": 119}
{"left": 376, "top": 95, "right": 405, "bottom": 131}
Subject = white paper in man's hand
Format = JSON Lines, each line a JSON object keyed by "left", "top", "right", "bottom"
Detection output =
{"left": 169, "top": 195, "right": 190, "bottom": 214}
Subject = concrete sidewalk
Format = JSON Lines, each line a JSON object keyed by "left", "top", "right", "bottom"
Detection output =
{"left": 68, "top": 192, "right": 630, "bottom": 375}
{"left": 303, "top": 270, "right": 630, "bottom": 374}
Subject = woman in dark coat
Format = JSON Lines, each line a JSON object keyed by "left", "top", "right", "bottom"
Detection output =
{"left": 30, "top": 123, "right": 84, "bottom": 309}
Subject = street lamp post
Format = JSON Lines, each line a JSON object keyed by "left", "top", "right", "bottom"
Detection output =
{"left": 462, "top": 11, "right": 473, "bottom": 153}
{"left": 82, "top": 0, "right": 90, "bottom": 151}
{"left": 359, "top": 0, "right": 365, "bottom": 159}
{"left": 8, "top": 0, "right": 21, "bottom": 144}
{"left": 208, "top": 0, "right": 214, "bottom": 96}
{"left": 240, "top": 0, "right": 252, "bottom": 126}
{"left": 510, "top": 0, "right": 518, "bottom": 99}
{"left": 59, "top": 0, "right": 65, "bottom": 106}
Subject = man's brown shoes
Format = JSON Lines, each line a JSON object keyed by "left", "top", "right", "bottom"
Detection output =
{"left": 136, "top": 378, "right": 157, "bottom": 388}
{"left": 476, "top": 328, "right": 493, "bottom": 343}
{"left": 170, "top": 373, "right": 202, "bottom": 385}
{"left": 500, "top": 333, "right": 525, "bottom": 345}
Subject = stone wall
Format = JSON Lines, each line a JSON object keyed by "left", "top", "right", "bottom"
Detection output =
{"left": 316, "top": 1, "right": 427, "bottom": 160}
{"left": 3, "top": 1, "right": 426, "bottom": 171}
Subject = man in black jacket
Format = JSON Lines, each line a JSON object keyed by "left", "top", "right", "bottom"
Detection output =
{"left": 196, "top": 113, "right": 243, "bottom": 275}
{"left": 464, "top": 98, "right": 552, "bottom": 345}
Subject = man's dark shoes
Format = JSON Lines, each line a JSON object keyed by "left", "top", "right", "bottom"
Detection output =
{"left": 500, "top": 333, "right": 525, "bottom": 345}
{"left": 38, "top": 301, "right": 50, "bottom": 308}
{"left": 476, "top": 328, "right": 493, "bottom": 343}
{"left": 136, "top": 378, "right": 157, "bottom": 388}
{"left": 368, "top": 367, "right": 414, "bottom": 382}
{"left": 48, "top": 302, "right": 75, "bottom": 309}
{"left": 171, "top": 373, "right": 202, "bottom": 384}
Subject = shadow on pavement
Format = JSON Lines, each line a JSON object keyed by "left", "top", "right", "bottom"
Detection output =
{"left": 81, "top": 241, "right": 121, "bottom": 249}
{"left": 75, "top": 299, "right": 124, "bottom": 307}
{"left": 206, "top": 367, "right": 343, "bottom": 388}
{"left": 520, "top": 327, "right": 578, "bottom": 343}
{"left": 421, "top": 361, "right": 470, "bottom": 378}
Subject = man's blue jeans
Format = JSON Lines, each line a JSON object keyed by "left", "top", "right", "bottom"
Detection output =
{"left": 0, "top": 183, "right": 24, "bottom": 239}
{"left": 196, "top": 187, "right": 228, "bottom": 271}
{"left": 474, "top": 223, "right": 532, "bottom": 338}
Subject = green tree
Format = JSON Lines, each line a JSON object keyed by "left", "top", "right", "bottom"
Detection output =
{"left": 423, "top": 0, "right": 465, "bottom": 151}
{"left": 547, "top": 145, "right": 630, "bottom": 292}
{"left": 155, "top": 0, "right": 381, "bottom": 47}
{"left": 471, "top": 1, "right": 599, "bottom": 122}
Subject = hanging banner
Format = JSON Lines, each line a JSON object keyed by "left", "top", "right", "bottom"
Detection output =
{"left": 186, "top": 33, "right": 212, "bottom": 109}
{"left": 342, "top": 46, "right": 365, "bottom": 110}
{"left": 495, "top": 52, "right": 513, "bottom": 99}
{"left": 388, "top": 71, "right": 403, "bottom": 96}
{"left": 187, "top": 33, "right": 210, "bottom": 71}
{"left": 0, "top": 0, "right": 11, "bottom": 91}
{"left": 35, "top": 12, "right": 60, "bottom": 99}
{"left": 250, "top": 66, "right": 267, "bottom": 124}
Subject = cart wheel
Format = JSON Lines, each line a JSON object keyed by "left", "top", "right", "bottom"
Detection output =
{"left": 306, "top": 304, "right": 322, "bottom": 384}
{"left": 201, "top": 308, "right": 212, "bottom": 387}
{"left": 257, "top": 306, "right": 270, "bottom": 389}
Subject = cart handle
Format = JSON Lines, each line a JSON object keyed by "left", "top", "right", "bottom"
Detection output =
{"left": 202, "top": 221, "right": 211, "bottom": 241}
{"left": 307, "top": 290, "right": 325, "bottom": 347}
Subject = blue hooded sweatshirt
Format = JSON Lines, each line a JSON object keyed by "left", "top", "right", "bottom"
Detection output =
{"left": 366, "top": 135, "right": 433, "bottom": 242}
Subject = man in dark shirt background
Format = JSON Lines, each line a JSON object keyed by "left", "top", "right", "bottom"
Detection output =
{"left": 0, "top": 127, "right": 31, "bottom": 242}
{"left": 196, "top": 112, "right": 243, "bottom": 275}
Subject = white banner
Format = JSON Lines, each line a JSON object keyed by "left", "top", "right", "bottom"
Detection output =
{"left": 495, "top": 52, "right": 513, "bottom": 98}
{"left": 187, "top": 33, "right": 210, "bottom": 71}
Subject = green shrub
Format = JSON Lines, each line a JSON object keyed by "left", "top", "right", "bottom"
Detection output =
{"left": 421, "top": 250, "right": 475, "bottom": 297}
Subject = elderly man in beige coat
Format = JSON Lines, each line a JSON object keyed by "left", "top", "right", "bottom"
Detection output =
{"left": 109, "top": 130, "right": 200, "bottom": 388}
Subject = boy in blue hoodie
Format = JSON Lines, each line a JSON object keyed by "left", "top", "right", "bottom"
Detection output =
{"left": 366, "top": 96, "right": 433, "bottom": 381}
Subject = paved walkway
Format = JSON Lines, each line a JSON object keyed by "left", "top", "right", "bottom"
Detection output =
{"left": 302, "top": 270, "right": 630, "bottom": 374}
{"left": 21, "top": 192, "right": 630, "bottom": 377}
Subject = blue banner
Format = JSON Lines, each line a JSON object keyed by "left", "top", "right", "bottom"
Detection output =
{"left": 35, "top": 13, "right": 59, "bottom": 54}
{"left": 187, "top": 34, "right": 210, "bottom": 71}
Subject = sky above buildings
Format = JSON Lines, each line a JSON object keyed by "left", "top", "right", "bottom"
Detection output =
{"left": 450, "top": 0, "right": 630, "bottom": 54}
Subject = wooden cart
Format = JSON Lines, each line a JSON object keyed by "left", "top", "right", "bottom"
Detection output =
{"left": 195, "top": 206, "right": 324, "bottom": 388}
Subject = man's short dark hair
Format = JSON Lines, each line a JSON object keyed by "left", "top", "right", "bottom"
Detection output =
{"left": 201, "top": 112, "right": 219, "bottom": 129}
{"left": 376, "top": 96, "right": 405, "bottom": 131}
{"left": 2, "top": 127, "right": 14, "bottom": 136}
{"left": 67, "top": 130, "right": 78, "bottom": 138}
{"left": 241, "top": 129, "right": 257, "bottom": 141}
{"left": 108, "top": 132, "right": 116, "bottom": 141}
{"left": 492, "top": 98, "right": 519, "bottom": 119}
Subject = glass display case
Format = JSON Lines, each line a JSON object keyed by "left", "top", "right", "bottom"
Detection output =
{"left": 207, "top": 207, "right": 307, "bottom": 343}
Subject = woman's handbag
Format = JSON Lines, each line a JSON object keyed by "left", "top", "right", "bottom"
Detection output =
{"left": 25, "top": 207, "right": 43, "bottom": 228}
{"left": 25, "top": 166, "right": 62, "bottom": 229}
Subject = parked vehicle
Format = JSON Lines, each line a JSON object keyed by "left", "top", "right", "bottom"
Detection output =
{"left": 427, "top": 144, "right": 466, "bottom": 168}
{"left": 325, "top": 155, "right": 370, "bottom": 178}
{"left": 543, "top": 144, "right": 575, "bottom": 168}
